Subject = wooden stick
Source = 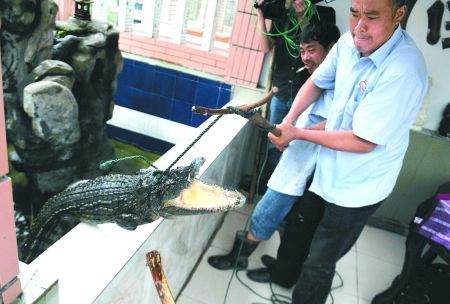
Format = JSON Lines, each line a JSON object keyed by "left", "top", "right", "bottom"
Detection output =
{"left": 192, "top": 86, "right": 281, "bottom": 137}
{"left": 146, "top": 251, "right": 176, "bottom": 304}
{"left": 192, "top": 86, "right": 278, "bottom": 115}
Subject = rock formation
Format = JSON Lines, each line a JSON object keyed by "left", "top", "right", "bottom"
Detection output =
{"left": 1, "top": 0, "right": 122, "bottom": 208}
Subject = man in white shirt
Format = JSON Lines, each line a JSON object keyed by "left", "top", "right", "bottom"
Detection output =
{"left": 208, "top": 23, "right": 340, "bottom": 274}
{"left": 269, "top": 0, "right": 428, "bottom": 303}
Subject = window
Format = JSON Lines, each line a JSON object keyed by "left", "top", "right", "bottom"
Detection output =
{"left": 185, "top": 0, "right": 207, "bottom": 45}
{"left": 213, "top": 0, "right": 237, "bottom": 49}
{"left": 92, "top": 0, "right": 237, "bottom": 51}
{"left": 184, "top": 0, "right": 238, "bottom": 49}
{"left": 131, "top": 0, "right": 144, "bottom": 31}
{"left": 157, "top": 0, "right": 180, "bottom": 39}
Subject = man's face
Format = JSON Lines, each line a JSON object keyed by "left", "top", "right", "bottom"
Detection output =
{"left": 350, "top": 0, "right": 405, "bottom": 57}
{"left": 300, "top": 41, "right": 328, "bottom": 74}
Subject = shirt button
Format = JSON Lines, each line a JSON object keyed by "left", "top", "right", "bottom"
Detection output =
{"left": 288, "top": 80, "right": 293, "bottom": 83}
{"left": 291, "top": 67, "right": 295, "bottom": 70}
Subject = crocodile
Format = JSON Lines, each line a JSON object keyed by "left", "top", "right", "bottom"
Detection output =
{"left": 22, "top": 157, "right": 245, "bottom": 263}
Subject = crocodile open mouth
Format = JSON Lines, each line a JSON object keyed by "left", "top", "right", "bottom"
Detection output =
{"left": 161, "top": 180, "right": 246, "bottom": 216}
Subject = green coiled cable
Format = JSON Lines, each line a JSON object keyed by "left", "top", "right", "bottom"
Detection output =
{"left": 254, "top": 0, "right": 318, "bottom": 58}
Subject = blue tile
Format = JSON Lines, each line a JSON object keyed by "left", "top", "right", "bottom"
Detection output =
{"left": 151, "top": 94, "right": 173, "bottom": 119}
{"left": 153, "top": 65, "right": 167, "bottom": 73}
{"left": 115, "top": 86, "right": 134, "bottom": 108}
{"left": 220, "top": 82, "right": 232, "bottom": 90}
{"left": 171, "top": 100, "right": 193, "bottom": 126}
{"left": 123, "top": 58, "right": 134, "bottom": 65}
{"left": 195, "top": 82, "right": 219, "bottom": 108}
{"left": 154, "top": 65, "right": 179, "bottom": 78}
{"left": 129, "top": 88, "right": 154, "bottom": 114}
{"left": 217, "top": 88, "right": 232, "bottom": 108}
{"left": 180, "top": 73, "right": 199, "bottom": 82}
{"left": 142, "top": 136, "right": 174, "bottom": 155}
{"left": 134, "top": 60, "right": 149, "bottom": 68}
{"left": 114, "top": 59, "right": 233, "bottom": 127}
{"left": 113, "top": 88, "right": 126, "bottom": 106}
{"left": 132, "top": 64, "right": 155, "bottom": 92}
{"left": 153, "top": 71, "right": 176, "bottom": 99}
{"left": 117, "top": 63, "right": 133, "bottom": 87}
{"left": 191, "top": 113, "right": 208, "bottom": 127}
{"left": 174, "top": 77, "right": 197, "bottom": 105}
{"left": 200, "top": 77, "right": 221, "bottom": 88}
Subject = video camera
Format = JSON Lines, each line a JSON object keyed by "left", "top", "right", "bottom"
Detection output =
{"left": 253, "top": 0, "right": 326, "bottom": 20}
{"left": 253, "top": 0, "right": 286, "bottom": 20}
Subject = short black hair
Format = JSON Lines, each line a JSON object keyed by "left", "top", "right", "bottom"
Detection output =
{"left": 299, "top": 23, "right": 341, "bottom": 50}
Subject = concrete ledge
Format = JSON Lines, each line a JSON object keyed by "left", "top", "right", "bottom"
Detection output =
{"left": 18, "top": 105, "right": 259, "bottom": 303}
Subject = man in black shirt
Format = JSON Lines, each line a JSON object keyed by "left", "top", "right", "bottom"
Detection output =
{"left": 252, "top": 0, "right": 335, "bottom": 191}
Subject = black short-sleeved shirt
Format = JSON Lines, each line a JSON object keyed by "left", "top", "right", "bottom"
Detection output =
{"left": 269, "top": 5, "right": 336, "bottom": 102}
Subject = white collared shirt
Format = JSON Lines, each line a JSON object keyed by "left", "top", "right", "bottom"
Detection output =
{"left": 268, "top": 90, "right": 333, "bottom": 196}
{"left": 309, "top": 26, "right": 428, "bottom": 207}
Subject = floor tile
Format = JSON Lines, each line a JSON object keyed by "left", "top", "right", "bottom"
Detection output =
{"left": 181, "top": 212, "right": 410, "bottom": 304}
{"left": 182, "top": 247, "right": 283, "bottom": 304}
{"left": 334, "top": 249, "right": 358, "bottom": 297}
{"left": 356, "top": 253, "right": 402, "bottom": 302}
{"left": 177, "top": 294, "right": 208, "bottom": 304}
{"left": 210, "top": 206, "right": 280, "bottom": 264}
{"left": 248, "top": 231, "right": 280, "bottom": 265}
{"left": 326, "top": 291, "right": 358, "bottom": 304}
{"left": 358, "top": 298, "right": 371, "bottom": 304}
{"left": 356, "top": 226, "right": 406, "bottom": 266}
{"left": 210, "top": 211, "right": 249, "bottom": 250}
{"left": 235, "top": 199, "right": 258, "bottom": 217}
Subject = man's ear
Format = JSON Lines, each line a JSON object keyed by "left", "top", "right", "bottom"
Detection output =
{"left": 394, "top": 5, "right": 407, "bottom": 24}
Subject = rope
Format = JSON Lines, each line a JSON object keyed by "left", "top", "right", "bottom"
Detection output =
{"left": 164, "top": 115, "right": 223, "bottom": 172}
{"left": 99, "top": 155, "right": 157, "bottom": 171}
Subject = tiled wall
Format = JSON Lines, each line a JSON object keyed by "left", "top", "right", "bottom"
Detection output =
{"left": 108, "top": 58, "right": 233, "bottom": 154}
{"left": 114, "top": 58, "right": 232, "bottom": 127}
{"left": 55, "top": 0, "right": 267, "bottom": 88}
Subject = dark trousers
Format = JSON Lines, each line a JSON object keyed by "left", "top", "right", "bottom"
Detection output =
{"left": 291, "top": 192, "right": 381, "bottom": 304}
{"left": 270, "top": 191, "right": 325, "bottom": 288}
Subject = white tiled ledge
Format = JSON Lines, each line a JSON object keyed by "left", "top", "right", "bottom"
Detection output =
{"left": 17, "top": 100, "right": 260, "bottom": 303}
{"left": 108, "top": 105, "right": 196, "bottom": 145}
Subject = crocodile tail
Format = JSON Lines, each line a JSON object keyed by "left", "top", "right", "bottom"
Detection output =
{"left": 21, "top": 191, "right": 78, "bottom": 263}
{"left": 22, "top": 217, "right": 66, "bottom": 263}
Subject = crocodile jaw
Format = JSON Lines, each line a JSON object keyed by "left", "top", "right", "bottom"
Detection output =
{"left": 160, "top": 180, "right": 246, "bottom": 216}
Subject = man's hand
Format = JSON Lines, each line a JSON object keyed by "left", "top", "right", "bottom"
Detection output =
{"left": 268, "top": 122, "right": 298, "bottom": 151}
{"left": 255, "top": 0, "right": 265, "bottom": 15}
{"left": 292, "top": 0, "right": 307, "bottom": 16}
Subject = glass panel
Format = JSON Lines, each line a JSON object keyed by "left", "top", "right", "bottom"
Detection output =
{"left": 92, "top": 0, "right": 119, "bottom": 28}
{"left": 213, "top": 0, "right": 237, "bottom": 49}
{"left": 157, "top": 0, "right": 179, "bottom": 40}
{"left": 131, "top": 0, "right": 145, "bottom": 32}
{"left": 185, "top": 0, "right": 207, "bottom": 45}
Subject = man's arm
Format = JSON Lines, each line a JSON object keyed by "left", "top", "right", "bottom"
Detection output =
{"left": 269, "top": 125, "right": 377, "bottom": 153}
{"left": 255, "top": 2, "right": 274, "bottom": 53}
{"left": 283, "top": 77, "right": 323, "bottom": 125}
